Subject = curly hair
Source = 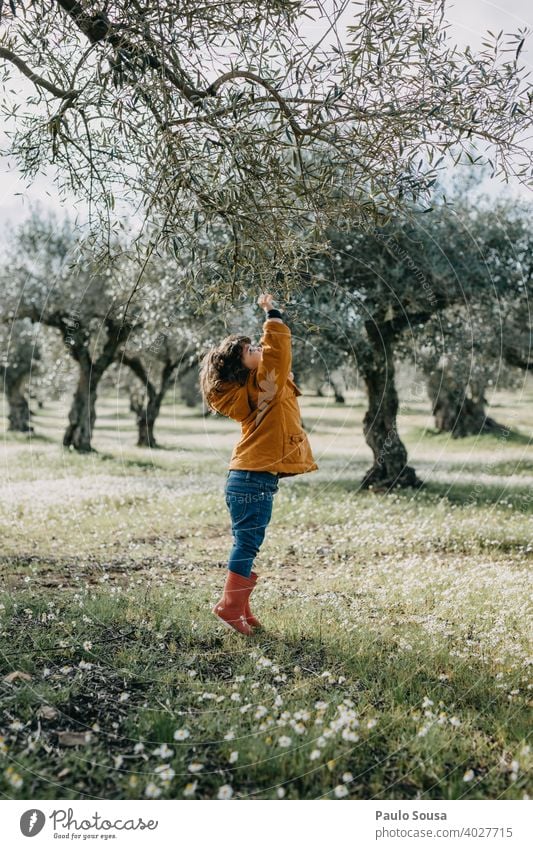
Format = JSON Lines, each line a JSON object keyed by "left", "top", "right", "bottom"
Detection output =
{"left": 199, "top": 334, "right": 252, "bottom": 413}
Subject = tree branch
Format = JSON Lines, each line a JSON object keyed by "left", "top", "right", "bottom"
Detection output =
{"left": 0, "top": 47, "right": 78, "bottom": 100}
{"left": 54, "top": 0, "right": 206, "bottom": 104}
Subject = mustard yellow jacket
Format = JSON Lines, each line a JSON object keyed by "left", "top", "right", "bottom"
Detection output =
{"left": 209, "top": 318, "right": 319, "bottom": 478}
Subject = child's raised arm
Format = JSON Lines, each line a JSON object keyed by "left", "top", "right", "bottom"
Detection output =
{"left": 256, "top": 293, "right": 292, "bottom": 388}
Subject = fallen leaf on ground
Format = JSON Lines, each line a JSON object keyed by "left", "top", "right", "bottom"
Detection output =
{"left": 3, "top": 670, "right": 32, "bottom": 683}
{"left": 38, "top": 705, "right": 59, "bottom": 720}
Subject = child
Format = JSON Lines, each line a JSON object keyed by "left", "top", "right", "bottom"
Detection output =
{"left": 199, "top": 293, "right": 318, "bottom": 635}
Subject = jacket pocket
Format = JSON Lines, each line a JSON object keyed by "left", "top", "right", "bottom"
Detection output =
{"left": 283, "top": 432, "right": 306, "bottom": 464}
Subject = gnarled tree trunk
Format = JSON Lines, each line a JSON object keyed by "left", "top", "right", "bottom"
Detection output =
{"left": 123, "top": 353, "right": 189, "bottom": 448}
{"left": 427, "top": 372, "right": 508, "bottom": 437}
{"left": 129, "top": 383, "right": 161, "bottom": 448}
{"left": 5, "top": 373, "right": 33, "bottom": 432}
{"left": 63, "top": 364, "right": 97, "bottom": 452}
{"left": 360, "top": 324, "right": 422, "bottom": 490}
{"left": 325, "top": 375, "right": 345, "bottom": 403}
{"left": 137, "top": 415, "right": 156, "bottom": 448}
{"left": 62, "top": 319, "right": 131, "bottom": 452}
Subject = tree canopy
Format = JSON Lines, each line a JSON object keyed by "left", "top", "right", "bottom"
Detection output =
{"left": 1, "top": 0, "right": 532, "bottom": 300}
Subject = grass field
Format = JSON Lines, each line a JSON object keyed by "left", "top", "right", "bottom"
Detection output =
{"left": 0, "top": 381, "right": 532, "bottom": 800}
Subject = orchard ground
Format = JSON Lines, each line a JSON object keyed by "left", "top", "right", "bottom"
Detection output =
{"left": 0, "top": 379, "right": 532, "bottom": 800}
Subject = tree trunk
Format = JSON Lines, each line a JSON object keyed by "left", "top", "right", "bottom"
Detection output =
{"left": 6, "top": 375, "right": 33, "bottom": 432}
{"left": 136, "top": 418, "right": 152, "bottom": 447}
{"left": 427, "top": 372, "right": 508, "bottom": 437}
{"left": 134, "top": 390, "right": 161, "bottom": 447}
{"left": 122, "top": 353, "right": 182, "bottom": 448}
{"left": 63, "top": 365, "right": 98, "bottom": 452}
{"left": 61, "top": 319, "right": 132, "bottom": 453}
{"left": 136, "top": 411, "right": 157, "bottom": 448}
{"left": 360, "top": 326, "right": 422, "bottom": 490}
{"left": 328, "top": 376, "right": 345, "bottom": 403}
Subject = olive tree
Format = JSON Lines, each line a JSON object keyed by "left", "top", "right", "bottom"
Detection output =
{"left": 118, "top": 339, "right": 199, "bottom": 448}
{"left": 409, "top": 196, "right": 533, "bottom": 435}
{"left": 294, "top": 192, "right": 525, "bottom": 488}
{"left": 113, "top": 246, "right": 239, "bottom": 445}
{"left": 415, "top": 306, "right": 524, "bottom": 438}
{"left": 1, "top": 0, "right": 531, "bottom": 297}
{"left": 0, "top": 318, "right": 40, "bottom": 432}
{"left": 0, "top": 210, "right": 140, "bottom": 451}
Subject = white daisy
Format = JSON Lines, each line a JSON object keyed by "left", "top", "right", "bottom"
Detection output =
{"left": 145, "top": 782, "right": 161, "bottom": 798}
{"left": 155, "top": 765, "right": 175, "bottom": 782}
{"left": 217, "top": 784, "right": 233, "bottom": 800}
{"left": 341, "top": 729, "right": 359, "bottom": 742}
{"left": 173, "top": 728, "right": 190, "bottom": 741}
{"left": 152, "top": 743, "right": 174, "bottom": 759}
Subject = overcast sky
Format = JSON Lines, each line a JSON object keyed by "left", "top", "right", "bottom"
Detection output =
{"left": 0, "top": 0, "right": 531, "bottom": 236}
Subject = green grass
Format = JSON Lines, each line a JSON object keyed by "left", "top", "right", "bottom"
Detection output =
{"left": 0, "top": 384, "right": 532, "bottom": 799}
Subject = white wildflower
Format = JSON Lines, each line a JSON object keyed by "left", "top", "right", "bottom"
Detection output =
{"left": 145, "top": 782, "right": 161, "bottom": 798}
{"left": 155, "top": 765, "right": 175, "bottom": 782}
{"left": 173, "top": 728, "right": 190, "bottom": 741}
{"left": 217, "top": 784, "right": 233, "bottom": 800}
{"left": 152, "top": 743, "right": 174, "bottom": 759}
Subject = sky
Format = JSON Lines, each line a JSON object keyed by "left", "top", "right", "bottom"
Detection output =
{"left": 0, "top": 0, "right": 531, "bottom": 236}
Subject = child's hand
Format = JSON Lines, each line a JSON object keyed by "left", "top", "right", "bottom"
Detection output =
{"left": 257, "top": 293, "right": 283, "bottom": 312}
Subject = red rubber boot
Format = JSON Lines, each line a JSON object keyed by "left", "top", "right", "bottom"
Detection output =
{"left": 244, "top": 571, "right": 262, "bottom": 629}
{"left": 212, "top": 571, "right": 254, "bottom": 636}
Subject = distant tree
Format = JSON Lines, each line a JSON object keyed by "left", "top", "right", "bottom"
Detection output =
{"left": 415, "top": 305, "right": 521, "bottom": 437}
{"left": 407, "top": 197, "right": 533, "bottom": 435}
{"left": 291, "top": 330, "right": 353, "bottom": 401}
{"left": 178, "top": 365, "right": 204, "bottom": 410}
{"left": 1, "top": 210, "right": 139, "bottom": 451}
{"left": 0, "top": 319, "right": 40, "bottom": 432}
{"left": 298, "top": 192, "right": 524, "bottom": 488}
{"left": 111, "top": 249, "right": 222, "bottom": 445}
{"left": 119, "top": 340, "right": 198, "bottom": 447}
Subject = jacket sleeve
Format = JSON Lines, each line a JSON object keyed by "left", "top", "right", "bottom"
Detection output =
{"left": 256, "top": 318, "right": 292, "bottom": 392}
{"left": 209, "top": 384, "right": 252, "bottom": 423}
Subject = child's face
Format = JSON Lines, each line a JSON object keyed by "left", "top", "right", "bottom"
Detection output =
{"left": 241, "top": 341, "right": 262, "bottom": 370}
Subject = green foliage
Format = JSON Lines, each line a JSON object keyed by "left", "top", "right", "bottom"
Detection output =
{"left": 0, "top": 1, "right": 531, "bottom": 285}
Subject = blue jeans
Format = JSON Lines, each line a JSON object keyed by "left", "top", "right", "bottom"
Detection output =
{"left": 224, "top": 470, "right": 280, "bottom": 578}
